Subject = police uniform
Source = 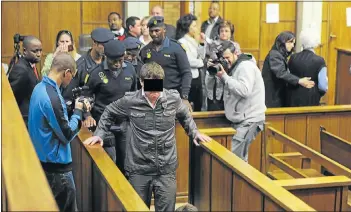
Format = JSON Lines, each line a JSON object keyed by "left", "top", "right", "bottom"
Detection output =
{"left": 86, "top": 39, "right": 137, "bottom": 169}
{"left": 139, "top": 16, "right": 192, "bottom": 100}
{"left": 123, "top": 37, "right": 144, "bottom": 89}
{"left": 62, "top": 28, "right": 114, "bottom": 102}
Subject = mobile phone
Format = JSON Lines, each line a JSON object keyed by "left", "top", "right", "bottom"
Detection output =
{"left": 68, "top": 44, "right": 74, "bottom": 52}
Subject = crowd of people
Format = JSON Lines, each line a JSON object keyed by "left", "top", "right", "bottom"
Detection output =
{"left": 6, "top": 2, "right": 328, "bottom": 212}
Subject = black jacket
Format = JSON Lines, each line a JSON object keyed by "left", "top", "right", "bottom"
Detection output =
{"left": 286, "top": 50, "right": 326, "bottom": 107}
{"left": 8, "top": 57, "right": 40, "bottom": 123}
{"left": 165, "top": 24, "right": 176, "bottom": 39}
{"left": 262, "top": 49, "right": 300, "bottom": 108}
{"left": 201, "top": 17, "right": 223, "bottom": 40}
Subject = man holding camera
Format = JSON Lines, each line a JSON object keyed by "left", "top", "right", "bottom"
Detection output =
{"left": 84, "top": 62, "right": 211, "bottom": 211}
{"left": 8, "top": 36, "right": 42, "bottom": 127}
{"left": 207, "top": 41, "right": 266, "bottom": 162}
{"left": 28, "top": 53, "right": 99, "bottom": 212}
{"left": 84, "top": 39, "right": 137, "bottom": 170}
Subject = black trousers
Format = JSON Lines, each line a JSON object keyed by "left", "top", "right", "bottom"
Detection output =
{"left": 189, "top": 76, "right": 203, "bottom": 112}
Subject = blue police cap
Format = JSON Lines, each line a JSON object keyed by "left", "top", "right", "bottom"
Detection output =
{"left": 147, "top": 16, "right": 165, "bottom": 28}
{"left": 91, "top": 28, "right": 115, "bottom": 43}
{"left": 104, "top": 39, "right": 126, "bottom": 58}
{"left": 123, "top": 37, "right": 142, "bottom": 51}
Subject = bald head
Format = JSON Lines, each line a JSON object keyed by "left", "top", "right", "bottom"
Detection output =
{"left": 51, "top": 52, "right": 76, "bottom": 74}
{"left": 151, "top": 5, "right": 164, "bottom": 17}
{"left": 23, "top": 36, "right": 40, "bottom": 49}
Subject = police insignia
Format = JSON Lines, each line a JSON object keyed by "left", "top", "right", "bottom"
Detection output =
{"left": 147, "top": 51, "right": 151, "bottom": 59}
{"left": 125, "top": 77, "right": 131, "bottom": 81}
{"left": 164, "top": 54, "right": 170, "bottom": 57}
{"left": 99, "top": 72, "right": 108, "bottom": 84}
{"left": 154, "top": 20, "right": 157, "bottom": 25}
{"left": 103, "top": 78, "right": 108, "bottom": 84}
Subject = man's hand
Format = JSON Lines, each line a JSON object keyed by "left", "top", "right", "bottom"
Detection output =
{"left": 193, "top": 132, "right": 212, "bottom": 146}
{"left": 216, "top": 64, "right": 227, "bottom": 79}
{"left": 83, "top": 136, "right": 103, "bottom": 146}
{"left": 298, "top": 77, "right": 315, "bottom": 88}
{"left": 182, "top": 99, "right": 193, "bottom": 112}
{"left": 200, "top": 32, "right": 206, "bottom": 44}
{"left": 75, "top": 98, "right": 92, "bottom": 111}
{"left": 53, "top": 43, "right": 68, "bottom": 58}
{"left": 83, "top": 116, "right": 96, "bottom": 128}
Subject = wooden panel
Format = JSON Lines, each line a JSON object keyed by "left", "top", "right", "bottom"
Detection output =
{"left": 335, "top": 51, "right": 351, "bottom": 105}
{"left": 82, "top": 2, "right": 124, "bottom": 22}
{"left": 248, "top": 131, "right": 262, "bottom": 170}
{"left": 211, "top": 158, "right": 232, "bottom": 211}
{"left": 284, "top": 115, "right": 307, "bottom": 168}
{"left": 71, "top": 140, "right": 83, "bottom": 210}
{"left": 264, "top": 198, "right": 284, "bottom": 211}
{"left": 82, "top": 24, "right": 110, "bottom": 35}
{"left": 260, "top": 22, "right": 296, "bottom": 61}
{"left": 80, "top": 145, "right": 93, "bottom": 211}
{"left": 291, "top": 188, "right": 338, "bottom": 211}
{"left": 39, "top": 2, "right": 81, "bottom": 54}
{"left": 1, "top": 2, "right": 40, "bottom": 57}
{"left": 338, "top": 114, "right": 351, "bottom": 141}
{"left": 93, "top": 164, "right": 108, "bottom": 211}
{"left": 261, "top": 2, "right": 297, "bottom": 22}
{"left": 107, "top": 186, "right": 123, "bottom": 211}
{"left": 224, "top": 2, "right": 260, "bottom": 49}
{"left": 191, "top": 148, "right": 211, "bottom": 211}
{"left": 1, "top": 173, "right": 7, "bottom": 212}
{"left": 232, "top": 173, "right": 262, "bottom": 211}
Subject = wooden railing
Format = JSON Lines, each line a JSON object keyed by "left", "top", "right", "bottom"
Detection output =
{"left": 71, "top": 128, "right": 149, "bottom": 211}
{"left": 188, "top": 135, "right": 316, "bottom": 211}
{"left": 1, "top": 71, "right": 58, "bottom": 211}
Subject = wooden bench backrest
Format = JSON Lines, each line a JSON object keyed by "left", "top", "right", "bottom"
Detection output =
{"left": 320, "top": 127, "right": 351, "bottom": 170}
{"left": 1, "top": 71, "right": 58, "bottom": 211}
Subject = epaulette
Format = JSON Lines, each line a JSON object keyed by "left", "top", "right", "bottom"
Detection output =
{"left": 125, "top": 91, "right": 136, "bottom": 96}
{"left": 167, "top": 89, "right": 180, "bottom": 96}
{"left": 170, "top": 39, "right": 187, "bottom": 51}
{"left": 76, "top": 57, "right": 86, "bottom": 67}
{"left": 83, "top": 64, "right": 101, "bottom": 85}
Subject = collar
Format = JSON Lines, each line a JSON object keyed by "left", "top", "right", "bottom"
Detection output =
{"left": 305, "top": 48, "right": 315, "bottom": 53}
{"left": 207, "top": 16, "right": 219, "bottom": 24}
{"left": 183, "top": 34, "right": 198, "bottom": 46}
{"left": 154, "top": 37, "right": 170, "bottom": 51}
{"left": 103, "top": 60, "right": 127, "bottom": 70}
{"left": 141, "top": 88, "right": 164, "bottom": 109}
{"left": 112, "top": 27, "right": 125, "bottom": 36}
{"left": 42, "top": 76, "right": 59, "bottom": 89}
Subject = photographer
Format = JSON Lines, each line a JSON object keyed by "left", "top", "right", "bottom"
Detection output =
{"left": 28, "top": 53, "right": 99, "bottom": 212}
{"left": 206, "top": 41, "right": 266, "bottom": 162}
{"left": 8, "top": 35, "right": 42, "bottom": 127}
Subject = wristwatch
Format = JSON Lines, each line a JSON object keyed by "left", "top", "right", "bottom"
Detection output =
{"left": 181, "top": 95, "right": 189, "bottom": 100}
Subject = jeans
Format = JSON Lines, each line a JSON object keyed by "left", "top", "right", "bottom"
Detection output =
{"left": 44, "top": 171, "right": 77, "bottom": 212}
{"left": 127, "top": 172, "right": 177, "bottom": 212}
{"left": 231, "top": 122, "right": 264, "bottom": 162}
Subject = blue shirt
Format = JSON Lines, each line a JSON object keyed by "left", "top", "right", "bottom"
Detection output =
{"left": 318, "top": 67, "right": 328, "bottom": 92}
{"left": 28, "top": 76, "right": 83, "bottom": 164}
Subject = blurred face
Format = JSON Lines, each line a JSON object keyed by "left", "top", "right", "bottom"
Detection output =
{"left": 151, "top": 7, "right": 163, "bottom": 16}
{"left": 124, "top": 51, "right": 138, "bottom": 65}
{"left": 24, "top": 39, "right": 42, "bottom": 64}
{"left": 62, "top": 68, "right": 76, "bottom": 88}
{"left": 130, "top": 20, "right": 141, "bottom": 36}
{"left": 107, "top": 56, "right": 124, "bottom": 71}
{"left": 208, "top": 3, "right": 220, "bottom": 19}
{"left": 188, "top": 21, "right": 197, "bottom": 38}
{"left": 58, "top": 34, "right": 72, "bottom": 49}
{"left": 108, "top": 14, "right": 123, "bottom": 30}
{"left": 222, "top": 49, "right": 237, "bottom": 67}
{"left": 150, "top": 27, "right": 165, "bottom": 45}
{"left": 92, "top": 41, "right": 105, "bottom": 57}
{"left": 219, "top": 26, "right": 231, "bottom": 41}
{"left": 285, "top": 38, "right": 295, "bottom": 52}
{"left": 141, "top": 19, "right": 150, "bottom": 36}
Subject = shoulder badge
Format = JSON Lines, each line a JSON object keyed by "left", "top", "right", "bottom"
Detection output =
{"left": 146, "top": 51, "right": 152, "bottom": 59}
{"left": 98, "top": 72, "right": 108, "bottom": 84}
{"left": 180, "top": 43, "right": 187, "bottom": 52}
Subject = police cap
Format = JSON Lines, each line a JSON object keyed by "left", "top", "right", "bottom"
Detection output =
{"left": 91, "top": 28, "right": 115, "bottom": 43}
{"left": 123, "top": 37, "right": 142, "bottom": 51}
{"left": 104, "top": 39, "right": 126, "bottom": 59}
{"left": 147, "top": 16, "right": 165, "bottom": 28}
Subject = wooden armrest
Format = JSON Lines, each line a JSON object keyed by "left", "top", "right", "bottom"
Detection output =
{"left": 272, "top": 152, "right": 308, "bottom": 160}
{"left": 199, "top": 127, "right": 236, "bottom": 136}
{"left": 269, "top": 154, "right": 309, "bottom": 178}
{"left": 274, "top": 176, "right": 351, "bottom": 190}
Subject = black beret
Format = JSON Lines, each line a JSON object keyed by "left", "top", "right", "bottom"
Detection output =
{"left": 91, "top": 28, "right": 115, "bottom": 43}
{"left": 104, "top": 39, "right": 126, "bottom": 58}
{"left": 123, "top": 37, "right": 142, "bottom": 51}
{"left": 147, "top": 16, "right": 165, "bottom": 28}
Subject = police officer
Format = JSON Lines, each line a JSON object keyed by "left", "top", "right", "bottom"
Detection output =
{"left": 62, "top": 28, "right": 114, "bottom": 102}
{"left": 85, "top": 39, "right": 137, "bottom": 168}
{"left": 140, "top": 16, "right": 193, "bottom": 110}
{"left": 123, "top": 37, "right": 144, "bottom": 89}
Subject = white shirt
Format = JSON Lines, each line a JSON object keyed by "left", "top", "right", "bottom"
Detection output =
{"left": 112, "top": 28, "right": 125, "bottom": 36}
{"left": 205, "top": 16, "right": 219, "bottom": 39}
{"left": 142, "top": 88, "right": 163, "bottom": 109}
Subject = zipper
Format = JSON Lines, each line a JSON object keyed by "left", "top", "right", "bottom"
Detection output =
{"left": 154, "top": 109, "right": 159, "bottom": 173}
{"left": 55, "top": 143, "right": 60, "bottom": 157}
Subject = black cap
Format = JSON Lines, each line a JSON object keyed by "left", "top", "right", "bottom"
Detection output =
{"left": 91, "top": 28, "right": 115, "bottom": 43}
{"left": 104, "top": 39, "right": 126, "bottom": 59}
{"left": 147, "top": 16, "right": 165, "bottom": 28}
{"left": 123, "top": 37, "right": 142, "bottom": 51}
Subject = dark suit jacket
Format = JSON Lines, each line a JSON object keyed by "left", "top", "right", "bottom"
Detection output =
{"left": 8, "top": 57, "right": 39, "bottom": 123}
{"left": 165, "top": 24, "right": 176, "bottom": 39}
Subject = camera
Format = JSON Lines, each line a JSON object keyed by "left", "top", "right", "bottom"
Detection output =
{"left": 14, "top": 34, "right": 26, "bottom": 44}
{"left": 7, "top": 34, "right": 26, "bottom": 76}
{"left": 66, "top": 86, "right": 94, "bottom": 113}
{"left": 207, "top": 41, "right": 230, "bottom": 75}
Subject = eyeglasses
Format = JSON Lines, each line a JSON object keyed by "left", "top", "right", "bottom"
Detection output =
{"left": 58, "top": 30, "right": 72, "bottom": 37}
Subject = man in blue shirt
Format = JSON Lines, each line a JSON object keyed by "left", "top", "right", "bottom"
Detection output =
{"left": 28, "top": 53, "right": 101, "bottom": 212}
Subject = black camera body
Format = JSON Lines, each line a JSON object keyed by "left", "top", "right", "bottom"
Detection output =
{"left": 14, "top": 34, "right": 26, "bottom": 44}
{"left": 208, "top": 57, "right": 229, "bottom": 75}
{"left": 66, "top": 86, "right": 94, "bottom": 113}
{"left": 207, "top": 41, "right": 230, "bottom": 75}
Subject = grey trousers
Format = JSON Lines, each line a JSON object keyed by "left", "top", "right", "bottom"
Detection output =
{"left": 127, "top": 172, "right": 177, "bottom": 212}
{"left": 231, "top": 122, "right": 264, "bottom": 162}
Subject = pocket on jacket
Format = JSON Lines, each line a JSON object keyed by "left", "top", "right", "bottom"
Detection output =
{"left": 158, "top": 109, "right": 176, "bottom": 131}
{"left": 130, "top": 112, "right": 146, "bottom": 129}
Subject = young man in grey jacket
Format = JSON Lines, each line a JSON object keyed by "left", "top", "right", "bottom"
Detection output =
{"left": 207, "top": 41, "right": 266, "bottom": 162}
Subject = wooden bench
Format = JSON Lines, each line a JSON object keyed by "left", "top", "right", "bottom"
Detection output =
{"left": 320, "top": 127, "right": 351, "bottom": 210}
{"left": 188, "top": 130, "right": 315, "bottom": 211}
{"left": 263, "top": 125, "right": 351, "bottom": 211}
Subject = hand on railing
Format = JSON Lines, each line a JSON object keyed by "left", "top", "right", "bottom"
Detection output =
{"left": 83, "top": 136, "right": 103, "bottom": 146}
{"left": 193, "top": 132, "right": 212, "bottom": 146}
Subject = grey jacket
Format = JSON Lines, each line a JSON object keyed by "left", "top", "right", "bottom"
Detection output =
{"left": 221, "top": 60, "right": 266, "bottom": 124}
{"left": 94, "top": 89, "right": 198, "bottom": 175}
